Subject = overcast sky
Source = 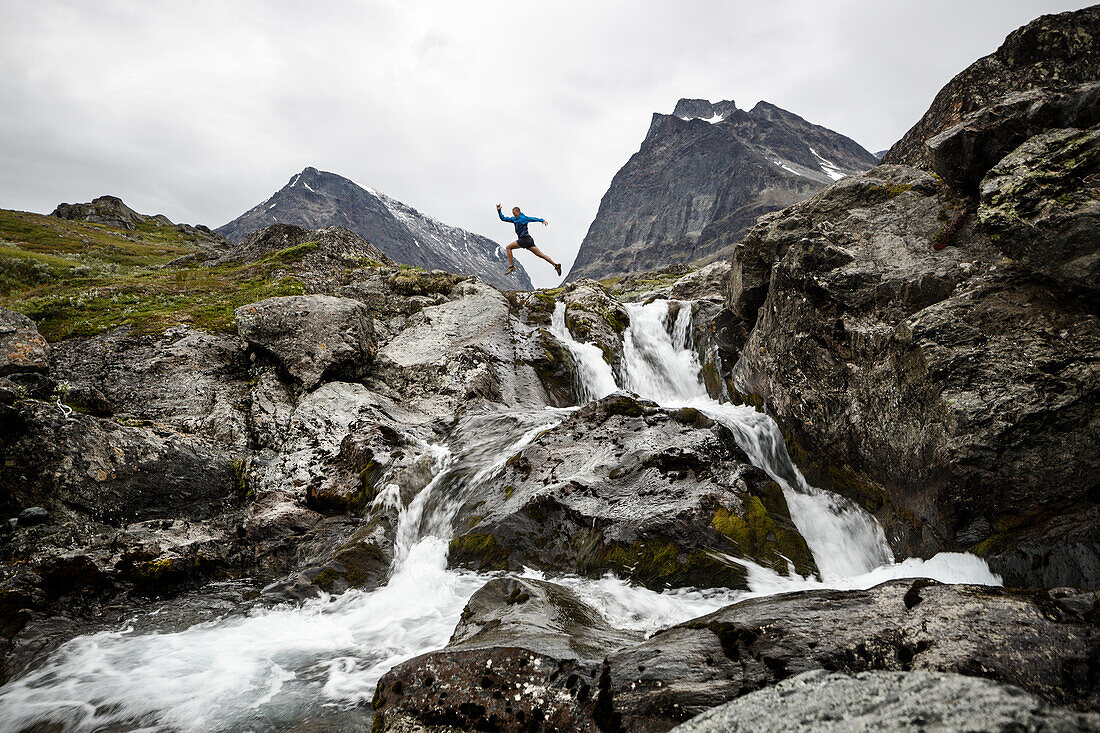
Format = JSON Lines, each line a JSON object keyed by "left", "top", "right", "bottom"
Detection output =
{"left": 0, "top": 1, "right": 1089, "bottom": 286}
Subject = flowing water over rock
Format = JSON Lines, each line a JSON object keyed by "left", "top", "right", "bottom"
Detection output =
{"left": 0, "top": 299, "right": 999, "bottom": 732}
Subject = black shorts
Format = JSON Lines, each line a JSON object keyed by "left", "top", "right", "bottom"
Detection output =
{"left": 517, "top": 235, "right": 535, "bottom": 249}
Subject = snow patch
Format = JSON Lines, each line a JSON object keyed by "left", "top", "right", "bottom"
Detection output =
{"left": 810, "top": 147, "right": 846, "bottom": 181}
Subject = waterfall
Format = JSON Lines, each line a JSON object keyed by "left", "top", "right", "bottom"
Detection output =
{"left": 0, "top": 297, "right": 999, "bottom": 733}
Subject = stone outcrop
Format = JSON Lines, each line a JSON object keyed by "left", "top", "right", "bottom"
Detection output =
{"left": 884, "top": 5, "right": 1100, "bottom": 168}
{"left": 669, "top": 670, "right": 1100, "bottom": 733}
{"left": 50, "top": 195, "right": 227, "bottom": 246}
{"left": 0, "top": 309, "right": 49, "bottom": 377}
{"left": 567, "top": 99, "right": 877, "bottom": 282}
{"left": 235, "top": 295, "right": 376, "bottom": 389}
{"left": 448, "top": 394, "right": 815, "bottom": 590}
{"left": 216, "top": 167, "right": 532, "bottom": 291}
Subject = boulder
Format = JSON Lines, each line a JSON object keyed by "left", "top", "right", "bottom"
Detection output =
{"left": 559, "top": 280, "right": 630, "bottom": 370}
{"left": 602, "top": 580, "right": 1100, "bottom": 729}
{"left": 448, "top": 394, "right": 815, "bottom": 590}
{"left": 727, "top": 161, "right": 1100, "bottom": 587}
{"left": 669, "top": 670, "right": 1100, "bottom": 733}
{"left": 669, "top": 261, "right": 731, "bottom": 303}
{"left": 373, "top": 577, "right": 639, "bottom": 733}
{"left": 235, "top": 295, "right": 376, "bottom": 389}
{"left": 373, "top": 579, "right": 1099, "bottom": 732}
{"left": 0, "top": 309, "right": 49, "bottom": 376}
{"left": 373, "top": 280, "right": 548, "bottom": 418}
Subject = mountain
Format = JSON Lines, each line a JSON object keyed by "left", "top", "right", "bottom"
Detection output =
{"left": 216, "top": 167, "right": 532, "bottom": 291}
{"left": 565, "top": 99, "right": 878, "bottom": 282}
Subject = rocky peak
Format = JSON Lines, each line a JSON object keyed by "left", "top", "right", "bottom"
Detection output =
{"left": 672, "top": 98, "right": 737, "bottom": 122}
{"left": 567, "top": 99, "right": 877, "bottom": 282}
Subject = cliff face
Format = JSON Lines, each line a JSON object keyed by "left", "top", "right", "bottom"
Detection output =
{"left": 566, "top": 99, "right": 877, "bottom": 282}
{"left": 217, "top": 167, "right": 532, "bottom": 291}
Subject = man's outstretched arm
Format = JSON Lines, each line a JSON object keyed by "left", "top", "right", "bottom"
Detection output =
{"left": 496, "top": 204, "right": 514, "bottom": 222}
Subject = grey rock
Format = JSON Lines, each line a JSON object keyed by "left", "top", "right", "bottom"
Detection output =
{"left": 0, "top": 308, "right": 49, "bottom": 376}
{"left": 235, "top": 294, "right": 376, "bottom": 389}
{"left": 669, "top": 261, "right": 731, "bottom": 303}
{"left": 16, "top": 507, "right": 48, "bottom": 527}
{"left": 560, "top": 279, "right": 630, "bottom": 371}
{"left": 979, "top": 124, "right": 1100, "bottom": 296}
{"left": 567, "top": 99, "right": 877, "bottom": 282}
{"left": 448, "top": 393, "right": 816, "bottom": 590}
{"left": 670, "top": 670, "right": 1100, "bottom": 733}
{"left": 927, "top": 83, "right": 1100, "bottom": 193}
{"left": 884, "top": 5, "right": 1100, "bottom": 168}
{"left": 448, "top": 577, "right": 642, "bottom": 662}
{"left": 216, "top": 167, "right": 532, "bottom": 291}
{"left": 726, "top": 160, "right": 1100, "bottom": 587}
{"left": 49, "top": 326, "right": 250, "bottom": 448}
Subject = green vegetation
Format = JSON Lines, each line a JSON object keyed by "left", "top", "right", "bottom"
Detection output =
{"left": 386, "top": 265, "right": 461, "bottom": 296}
{"left": 712, "top": 482, "right": 815, "bottom": 576}
{"left": 0, "top": 208, "right": 311, "bottom": 340}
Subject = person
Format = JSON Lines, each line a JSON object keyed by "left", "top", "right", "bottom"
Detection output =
{"left": 496, "top": 204, "right": 562, "bottom": 276}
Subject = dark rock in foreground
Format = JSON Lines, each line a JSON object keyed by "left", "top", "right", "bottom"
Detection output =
{"left": 374, "top": 578, "right": 1100, "bottom": 732}
{"left": 669, "top": 670, "right": 1100, "bottom": 733}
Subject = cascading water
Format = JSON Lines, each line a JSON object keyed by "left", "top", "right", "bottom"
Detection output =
{"left": 0, "top": 297, "right": 999, "bottom": 733}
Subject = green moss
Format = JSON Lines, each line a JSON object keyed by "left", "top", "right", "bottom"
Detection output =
{"left": 504, "top": 485, "right": 515, "bottom": 500}
{"left": 602, "top": 394, "right": 644, "bottom": 418}
{"left": 700, "top": 362, "right": 722, "bottom": 398}
{"left": 232, "top": 458, "right": 254, "bottom": 502}
{"left": 711, "top": 483, "right": 814, "bottom": 576}
{"left": 448, "top": 532, "right": 510, "bottom": 571}
{"left": 881, "top": 183, "right": 914, "bottom": 199}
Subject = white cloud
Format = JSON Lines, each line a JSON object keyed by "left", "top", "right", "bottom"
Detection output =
{"left": 0, "top": 0, "right": 1087, "bottom": 286}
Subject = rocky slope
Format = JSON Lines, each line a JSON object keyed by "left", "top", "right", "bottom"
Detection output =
{"left": 217, "top": 167, "right": 532, "bottom": 291}
{"left": 52, "top": 195, "right": 228, "bottom": 249}
{"left": 723, "top": 7, "right": 1100, "bottom": 589}
{"left": 566, "top": 99, "right": 877, "bottom": 282}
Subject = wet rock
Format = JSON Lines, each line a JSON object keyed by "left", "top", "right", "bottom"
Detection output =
{"left": 979, "top": 124, "right": 1100, "bottom": 296}
{"left": 0, "top": 308, "right": 49, "bottom": 377}
{"left": 727, "top": 159, "right": 1100, "bottom": 587}
{"left": 669, "top": 261, "right": 731, "bottom": 303}
{"left": 601, "top": 580, "right": 1100, "bottom": 729}
{"left": 0, "top": 398, "right": 239, "bottom": 524}
{"left": 235, "top": 295, "right": 376, "bottom": 390}
{"left": 16, "top": 508, "right": 48, "bottom": 527}
{"left": 669, "top": 670, "right": 1100, "bottom": 733}
{"left": 448, "top": 394, "right": 815, "bottom": 590}
{"left": 559, "top": 280, "right": 630, "bottom": 370}
{"left": 373, "top": 576, "right": 643, "bottom": 732}
{"left": 449, "top": 578, "right": 642, "bottom": 661}
{"left": 884, "top": 5, "right": 1100, "bottom": 168}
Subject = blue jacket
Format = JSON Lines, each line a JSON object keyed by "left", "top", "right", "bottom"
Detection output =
{"left": 498, "top": 210, "right": 544, "bottom": 239}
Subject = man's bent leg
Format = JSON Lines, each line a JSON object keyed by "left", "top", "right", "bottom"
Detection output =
{"left": 505, "top": 242, "right": 518, "bottom": 267}
{"left": 528, "top": 245, "right": 558, "bottom": 268}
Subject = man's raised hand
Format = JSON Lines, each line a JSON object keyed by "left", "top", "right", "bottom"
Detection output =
{"left": 496, "top": 204, "right": 502, "bottom": 210}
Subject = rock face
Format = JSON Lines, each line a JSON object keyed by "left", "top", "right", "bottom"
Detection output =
{"left": 50, "top": 195, "right": 227, "bottom": 246}
{"left": 235, "top": 295, "right": 376, "bottom": 389}
{"left": 448, "top": 394, "right": 815, "bottom": 590}
{"left": 669, "top": 670, "right": 1100, "bottom": 733}
{"left": 216, "top": 167, "right": 532, "bottom": 291}
{"left": 0, "top": 309, "right": 49, "bottom": 376}
{"left": 725, "top": 17, "right": 1100, "bottom": 588}
{"left": 566, "top": 99, "right": 877, "bottom": 282}
{"left": 727, "top": 159, "right": 1100, "bottom": 587}
{"left": 884, "top": 5, "right": 1100, "bottom": 169}
{"left": 373, "top": 578, "right": 1100, "bottom": 732}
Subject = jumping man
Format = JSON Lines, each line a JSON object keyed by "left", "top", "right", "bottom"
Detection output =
{"left": 497, "top": 204, "right": 562, "bottom": 277}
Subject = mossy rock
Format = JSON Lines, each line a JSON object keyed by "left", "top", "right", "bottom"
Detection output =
{"left": 712, "top": 481, "right": 815, "bottom": 577}
{"left": 573, "top": 529, "right": 749, "bottom": 590}
{"left": 449, "top": 532, "right": 510, "bottom": 572}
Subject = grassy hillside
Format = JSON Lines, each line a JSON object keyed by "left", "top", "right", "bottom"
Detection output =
{"left": 0, "top": 209, "right": 307, "bottom": 341}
